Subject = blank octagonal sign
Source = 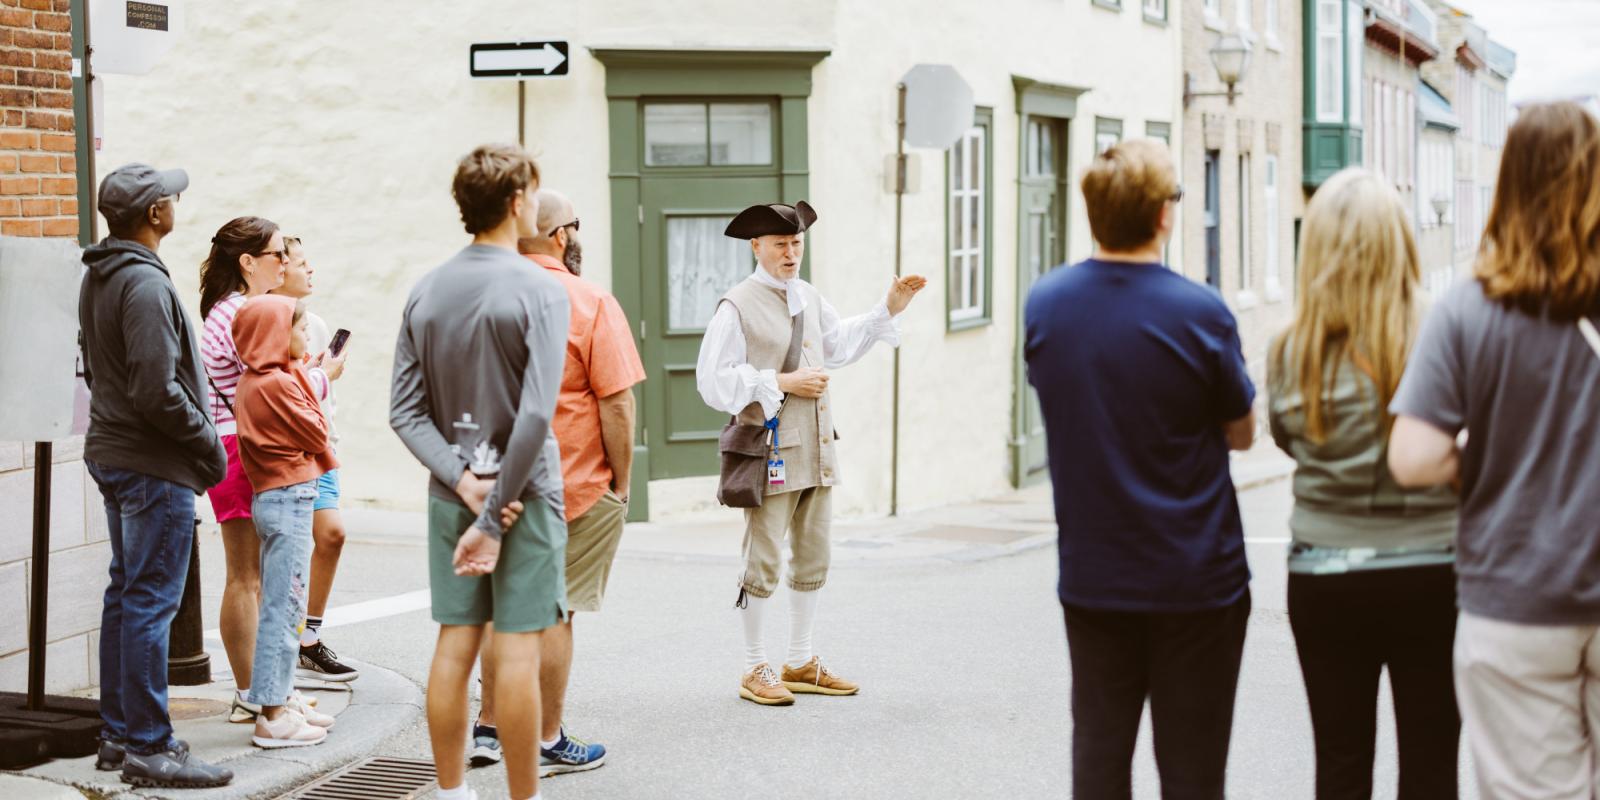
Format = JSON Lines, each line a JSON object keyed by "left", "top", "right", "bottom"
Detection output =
{"left": 900, "top": 64, "right": 975, "bottom": 150}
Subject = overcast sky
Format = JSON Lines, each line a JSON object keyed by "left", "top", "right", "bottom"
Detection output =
{"left": 1447, "top": 0, "right": 1600, "bottom": 105}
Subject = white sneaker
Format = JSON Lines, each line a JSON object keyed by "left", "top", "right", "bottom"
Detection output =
{"left": 228, "top": 694, "right": 262, "bottom": 723}
{"left": 287, "top": 691, "right": 335, "bottom": 729}
{"left": 252, "top": 709, "right": 328, "bottom": 749}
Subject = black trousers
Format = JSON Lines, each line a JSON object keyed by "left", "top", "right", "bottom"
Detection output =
{"left": 1288, "top": 565, "right": 1460, "bottom": 800}
{"left": 1063, "top": 590, "right": 1251, "bottom": 800}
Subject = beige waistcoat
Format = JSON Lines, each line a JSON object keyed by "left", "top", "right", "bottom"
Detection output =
{"left": 720, "top": 276, "right": 838, "bottom": 495}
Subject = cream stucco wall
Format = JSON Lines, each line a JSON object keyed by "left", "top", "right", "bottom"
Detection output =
{"left": 97, "top": 0, "right": 1180, "bottom": 518}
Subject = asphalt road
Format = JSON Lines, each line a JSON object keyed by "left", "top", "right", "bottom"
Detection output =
{"left": 200, "top": 479, "right": 1482, "bottom": 799}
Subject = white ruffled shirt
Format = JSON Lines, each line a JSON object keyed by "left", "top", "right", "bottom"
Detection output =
{"left": 695, "top": 268, "right": 901, "bottom": 419}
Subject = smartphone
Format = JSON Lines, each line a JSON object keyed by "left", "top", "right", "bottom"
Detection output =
{"left": 329, "top": 328, "right": 351, "bottom": 357}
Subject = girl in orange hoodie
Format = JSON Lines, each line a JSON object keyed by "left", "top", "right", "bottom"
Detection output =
{"left": 232, "top": 295, "right": 338, "bottom": 749}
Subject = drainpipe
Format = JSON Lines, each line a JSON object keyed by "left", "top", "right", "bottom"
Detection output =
{"left": 890, "top": 82, "right": 907, "bottom": 517}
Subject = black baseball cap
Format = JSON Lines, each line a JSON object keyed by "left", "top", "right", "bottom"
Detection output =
{"left": 97, "top": 163, "right": 188, "bottom": 229}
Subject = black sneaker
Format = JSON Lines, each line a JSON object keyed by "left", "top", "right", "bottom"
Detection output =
{"left": 121, "top": 740, "right": 233, "bottom": 789}
{"left": 95, "top": 738, "right": 125, "bottom": 771}
{"left": 296, "top": 641, "right": 360, "bottom": 682}
{"left": 467, "top": 723, "right": 502, "bottom": 767}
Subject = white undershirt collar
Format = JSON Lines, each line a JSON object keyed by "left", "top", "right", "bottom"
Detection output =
{"left": 752, "top": 266, "right": 807, "bottom": 317}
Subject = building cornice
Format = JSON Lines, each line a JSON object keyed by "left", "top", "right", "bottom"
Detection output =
{"left": 1365, "top": 16, "right": 1440, "bottom": 67}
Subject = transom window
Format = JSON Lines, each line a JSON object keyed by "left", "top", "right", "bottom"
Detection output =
{"left": 1095, "top": 117, "right": 1123, "bottom": 155}
{"left": 644, "top": 102, "right": 774, "bottom": 167}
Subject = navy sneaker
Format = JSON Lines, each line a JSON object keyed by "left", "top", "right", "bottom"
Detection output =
{"left": 467, "top": 723, "right": 502, "bottom": 767}
{"left": 539, "top": 727, "right": 606, "bottom": 777}
{"left": 95, "top": 738, "right": 125, "bottom": 771}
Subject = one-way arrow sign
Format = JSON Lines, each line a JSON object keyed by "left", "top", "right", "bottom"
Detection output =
{"left": 470, "top": 41, "right": 570, "bottom": 79}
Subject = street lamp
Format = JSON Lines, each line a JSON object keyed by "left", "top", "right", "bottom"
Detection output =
{"left": 1431, "top": 193, "right": 1451, "bottom": 226}
{"left": 1184, "top": 33, "right": 1253, "bottom": 108}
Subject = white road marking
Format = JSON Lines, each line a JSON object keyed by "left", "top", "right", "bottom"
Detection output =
{"left": 205, "top": 588, "right": 431, "bottom": 640}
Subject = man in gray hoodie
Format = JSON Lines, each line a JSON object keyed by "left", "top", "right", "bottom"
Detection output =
{"left": 78, "top": 163, "right": 232, "bottom": 789}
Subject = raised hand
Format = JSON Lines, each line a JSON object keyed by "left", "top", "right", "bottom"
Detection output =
{"left": 887, "top": 274, "right": 929, "bottom": 316}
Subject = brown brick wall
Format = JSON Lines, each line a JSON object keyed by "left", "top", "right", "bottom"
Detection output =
{"left": 0, "top": 0, "right": 77, "bottom": 240}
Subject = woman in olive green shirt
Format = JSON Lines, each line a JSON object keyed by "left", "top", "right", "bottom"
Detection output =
{"left": 1268, "top": 168, "right": 1460, "bottom": 800}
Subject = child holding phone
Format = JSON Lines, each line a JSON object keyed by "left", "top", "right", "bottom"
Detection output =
{"left": 233, "top": 295, "right": 338, "bottom": 748}
{"left": 271, "top": 238, "right": 361, "bottom": 682}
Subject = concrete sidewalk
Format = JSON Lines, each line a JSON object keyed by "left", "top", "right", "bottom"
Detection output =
{"left": 6, "top": 658, "right": 421, "bottom": 800}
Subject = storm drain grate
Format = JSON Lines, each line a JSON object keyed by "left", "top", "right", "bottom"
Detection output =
{"left": 287, "top": 756, "right": 437, "bottom": 800}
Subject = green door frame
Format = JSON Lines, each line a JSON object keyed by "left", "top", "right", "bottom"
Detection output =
{"left": 1010, "top": 77, "right": 1087, "bottom": 488}
{"left": 592, "top": 48, "right": 829, "bottom": 520}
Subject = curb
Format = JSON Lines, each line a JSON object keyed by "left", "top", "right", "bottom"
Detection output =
{"left": 32, "top": 659, "right": 422, "bottom": 800}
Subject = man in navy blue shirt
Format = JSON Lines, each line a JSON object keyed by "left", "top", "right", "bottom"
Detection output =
{"left": 1025, "top": 139, "right": 1256, "bottom": 799}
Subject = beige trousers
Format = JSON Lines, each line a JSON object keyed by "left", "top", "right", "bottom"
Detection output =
{"left": 739, "top": 486, "right": 831, "bottom": 598}
{"left": 1456, "top": 611, "right": 1600, "bottom": 800}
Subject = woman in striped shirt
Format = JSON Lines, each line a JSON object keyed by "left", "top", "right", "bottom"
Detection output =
{"left": 200, "top": 216, "right": 332, "bottom": 722}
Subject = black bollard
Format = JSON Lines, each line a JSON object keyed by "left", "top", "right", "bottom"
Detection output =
{"left": 167, "top": 518, "right": 211, "bottom": 686}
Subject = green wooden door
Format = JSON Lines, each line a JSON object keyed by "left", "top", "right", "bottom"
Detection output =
{"left": 639, "top": 175, "right": 782, "bottom": 478}
{"left": 1013, "top": 116, "right": 1068, "bottom": 486}
{"left": 595, "top": 49, "right": 826, "bottom": 518}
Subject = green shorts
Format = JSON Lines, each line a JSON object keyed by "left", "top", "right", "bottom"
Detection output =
{"left": 428, "top": 496, "right": 568, "bottom": 633}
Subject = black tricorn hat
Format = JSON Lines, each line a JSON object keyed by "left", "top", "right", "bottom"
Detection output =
{"left": 723, "top": 201, "right": 818, "bottom": 239}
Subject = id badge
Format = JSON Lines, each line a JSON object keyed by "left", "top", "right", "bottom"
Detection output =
{"left": 768, "top": 456, "right": 786, "bottom": 486}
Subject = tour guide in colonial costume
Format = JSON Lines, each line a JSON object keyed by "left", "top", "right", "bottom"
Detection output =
{"left": 695, "top": 201, "right": 926, "bottom": 706}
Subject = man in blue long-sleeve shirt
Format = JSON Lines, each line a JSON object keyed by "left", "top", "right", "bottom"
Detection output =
{"left": 390, "top": 144, "right": 569, "bottom": 800}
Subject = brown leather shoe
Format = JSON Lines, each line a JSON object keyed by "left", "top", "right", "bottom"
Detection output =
{"left": 781, "top": 657, "right": 859, "bottom": 696}
{"left": 740, "top": 663, "right": 795, "bottom": 706}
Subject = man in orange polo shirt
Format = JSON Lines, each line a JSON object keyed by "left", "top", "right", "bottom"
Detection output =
{"left": 472, "top": 189, "right": 645, "bottom": 779}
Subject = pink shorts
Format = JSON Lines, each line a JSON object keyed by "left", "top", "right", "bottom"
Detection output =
{"left": 207, "top": 434, "right": 255, "bottom": 522}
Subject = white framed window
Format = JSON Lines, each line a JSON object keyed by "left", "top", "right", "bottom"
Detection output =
{"left": 1316, "top": 0, "right": 1344, "bottom": 123}
{"left": 1095, "top": 117, "right": 1123, "bottom": 155}
{"left": 1369, "top": 80, "right": 1382, "bottom": 172}
{"left": 1404, "top": 93, "right": 1414, "bottom": 190}
{"left": 947, "top": 117, "right": 989, "bottom": 326}
{"left": 1264, "top": 0, "right": 1279, "bottom": 42}
{"left": 1205, "top": 0, "right": 1221, "bottom": 16}
{"left": 1347, "top": 0, "right": 1363, "bottom": 125}
{"left": 1456, "top": 178, "right": 1475, "bottom": 251}
{"left": 1143, "top": 0, "right": 1166, "bottom": 20}
{"left": 1264, "top": 154, "right": 1282, "bottom": 300}
{"left": 1238, "top": 153, "right": 1252, "bottom": 297}
{"left": 1383, "top": 83, "right": 1394, "bottom": 179}
{"left": 1237, "top": 0, "right": 1253, "bottom": 31}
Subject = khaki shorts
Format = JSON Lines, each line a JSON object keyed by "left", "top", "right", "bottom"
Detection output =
{"left": 564, "top": 491, "right": 627, "bottom": 613}
{"left": 427, "top": 496, "right": 567, "bottom": 633}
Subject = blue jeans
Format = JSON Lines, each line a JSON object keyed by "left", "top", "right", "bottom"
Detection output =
{"left": 87, "top": 460, "right": 195, "bottom": 755}
{"left": 247, "top": 480, "right": 317, "bottom": 708}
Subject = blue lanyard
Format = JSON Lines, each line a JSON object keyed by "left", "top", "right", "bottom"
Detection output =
{"left": 764, "top": 416, "right": 779, "bottom": 456}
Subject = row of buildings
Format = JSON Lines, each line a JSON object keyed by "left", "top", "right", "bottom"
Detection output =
{"left": 89, "top": 0, "right": 1516, "bottom": 522}
{"left": 0, "top": 0, "right": 1526, "bottom": 692}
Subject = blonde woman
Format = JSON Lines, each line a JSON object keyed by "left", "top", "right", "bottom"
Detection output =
{"left": 1390, "top": 102, "right": 1600, "bottom": 796}
{"left": 1269, "top": 168, "right": 1459, "bottom": 799}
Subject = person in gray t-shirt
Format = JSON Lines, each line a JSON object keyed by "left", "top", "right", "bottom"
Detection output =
{"left": 1388, "top": 101, "right": 1600, "bottom": 797}
{"left": 388, "top": 144, "right": 568, "bottom": 800}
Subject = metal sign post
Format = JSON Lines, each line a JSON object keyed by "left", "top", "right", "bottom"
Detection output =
{"left": 889, "top": 65, "right": 973, "bottom": 516}
{"left": 468, "top": 41, "right": 571, "bottom": 147}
